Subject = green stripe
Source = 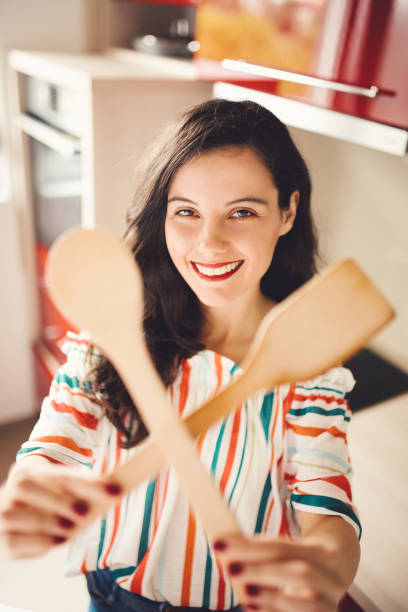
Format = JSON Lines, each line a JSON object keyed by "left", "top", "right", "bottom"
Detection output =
{"left": 211, "top": 421, "right": 226, "bottom": 475}
{"left": 296, "top": 384, "right": 344, "bottom": 394}
{"left": 97, "top": 517, "right": 107, "bottom": 566}
{"left": 260, "top": 392, "right": 274, "bottom": 441}
{"left": 54, "top": 371, "right": 92, "bottom": 393}
{"left": 17, "top": 447, "right": 42, "bottom": 455}
{"left": 228, "top": 406, "right": 248, "bottom": 504}
{"left": 291, "top": 493, "right": 362, "bottom": 539}
{"left": 288, "top": 406, "right": 347, "bottom": 418}
{"left": 202, "top": 545, "right": 213, "bottom": 608}
{"left": 137, "top": 478, "right": 156, "bottom": 564}
{"left": 111, "top": 566, "right": 136, "bottom": 580}
{"left": 254, "top": 475, "right": 272, "bottom": 533}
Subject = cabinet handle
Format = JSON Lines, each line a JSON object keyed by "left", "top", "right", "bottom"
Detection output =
{"left": 16, "top": 113, "right": 81, "bottom": 156}
{"left": 222, "top": 59, "right": 379, "bottom": 98}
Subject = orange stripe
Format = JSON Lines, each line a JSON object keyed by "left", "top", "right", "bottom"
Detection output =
{"left": 286, "top": 422, "right": 347, "bottom": 442}
{"left": 180, "top": 507, "right": 197, "bottom": 606}
{"left": 219, "top": 408, "right": 241, "bottom": 493}
{"left": 51, "top": 382, "right": 93, "bottom": 401}
{"left": 102, "top": 431, "right": 122, "bottom": 568}
{"left": 178, "top": 359, "right": 191, "bottom": 417}
{"left": 32, "top": 436, "right": 93, "bottom": 457}
{"left": 214, "top": 353, "right": 223, "bottom": 394}
{"left": 50, "top": 399, "right": 99, "bottom": 430}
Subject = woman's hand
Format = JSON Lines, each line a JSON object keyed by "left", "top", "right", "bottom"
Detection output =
{"left": 0, "top": 456, "right": 122, "bottom": 559}
{"left": 214, "top": 533, "right": 347, "bottom": 612}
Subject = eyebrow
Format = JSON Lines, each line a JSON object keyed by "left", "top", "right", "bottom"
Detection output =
{"left": 167, "top": 196, "right": 268, "bottom": 206}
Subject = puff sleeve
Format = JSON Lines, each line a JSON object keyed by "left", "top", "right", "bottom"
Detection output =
{"left": 16, "top": 332, "right": 105, "bottom": 470}
{"left": 283, "top": 367, "right": 361, "bottom": 539}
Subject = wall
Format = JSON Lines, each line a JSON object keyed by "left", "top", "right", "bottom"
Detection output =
{"left": 290, "top": 127, "right": 408, "bottom": 371}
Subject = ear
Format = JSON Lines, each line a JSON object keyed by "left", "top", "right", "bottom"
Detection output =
{"left": 279, "top": 190, "right": 299, "bottom": 236}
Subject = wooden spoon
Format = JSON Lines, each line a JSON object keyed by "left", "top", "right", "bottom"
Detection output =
{"left": 47, "top": 227, "right": 242, "bottom": 542}
{"left": 110, "top": 256, "right": 395, "bottom": 492}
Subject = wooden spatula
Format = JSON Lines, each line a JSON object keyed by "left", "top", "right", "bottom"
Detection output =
{"left": 47, "top": 227, "right": 242, "bottom": 543}
{"left": 110, "top": 256, "right": 395, "bottom": 492}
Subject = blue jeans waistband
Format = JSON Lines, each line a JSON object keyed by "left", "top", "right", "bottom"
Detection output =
{"left": 86, "top": 568, "right": 243, "bottom": 612}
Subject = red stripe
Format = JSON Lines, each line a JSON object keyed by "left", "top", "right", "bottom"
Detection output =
{"left": 219, "top": 408, "right": 241, "bottom": 493}
{"left": 19, "top": 453, "right": 64, "bottom": 465}
{"left": 130, "top": 470, "right": 171, "bottom": 594}
{"left": 178, "top": 359, "right": 191, "bottom": 417}
{"left": 291, "top": 475, "right": 352, "bottom": 501}
{"left": 216, "top": 556, "right": 227, "bottom": 609}
{"left": 293, "top": 392, "right": 346, "bottom": 406}
{"left": 32, "top": 435, "right": 93, "bottom": 457}
{"left": 51, "top": 399, "right": 99, "bottom": 430}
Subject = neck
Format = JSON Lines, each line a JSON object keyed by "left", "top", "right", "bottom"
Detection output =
{"left": 202, "top": 290, "right": 274, "bottom": 363}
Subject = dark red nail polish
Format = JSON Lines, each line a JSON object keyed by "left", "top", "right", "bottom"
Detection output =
{"left": 245, "top": 585, "right": 261, "bottom": 597}
{"left": 58, "top": 516, "right": 76, "bottom": 529}
{"left": 53, "top": 536, "right": 67, "bottom": 545}
{"left": 105, "top": 483, "right": 122, "bottom": 496}
{"left": 247, "top": 604, "right": 259, "bottom": 610}
{"left": 228, "top": 562, "right": 244, "bottom": 576}
{"left": 72, "top": 500, "right": 89, "bottom": 515}
{"left": 213, "top": 540, "right": 228, "bottom": 551}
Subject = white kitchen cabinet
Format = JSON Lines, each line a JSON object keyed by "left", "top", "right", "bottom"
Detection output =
{"left": 7, "top": 49, "right": 212, "bottom": 411}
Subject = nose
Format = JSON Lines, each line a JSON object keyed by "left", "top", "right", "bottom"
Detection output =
{"left": 198, "top": 218, "right": 228, "bottom": 255}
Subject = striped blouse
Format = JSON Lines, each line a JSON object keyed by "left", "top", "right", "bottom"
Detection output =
{"left": 17, "top": 331, "right": 361, "bottom": 608}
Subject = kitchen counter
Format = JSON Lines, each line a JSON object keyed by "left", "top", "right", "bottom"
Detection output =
{"left": 348, "top": 392, "right": 408, "bottom": 611}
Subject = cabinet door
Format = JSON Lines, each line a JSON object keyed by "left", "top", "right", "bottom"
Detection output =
{"left": 195, "top": 0, "right": 408, "bottom": 129}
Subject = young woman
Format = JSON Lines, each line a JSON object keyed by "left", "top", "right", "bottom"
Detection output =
{"left": 1, "top": 99, "right": 360, "bottom": 612}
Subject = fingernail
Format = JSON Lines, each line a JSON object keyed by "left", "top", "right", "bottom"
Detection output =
{"left": 57, "top": 516, "right": 76, "bottom": 529}
{"left": 245, "top": 584, "right": 261, "bottom": 596}
{"left": 213, "top": 540, "right": 228, "bottom": 551}
{"left": 105, "top": 483, "right": 122, "bottom": 496}
{"left": 53, "top": 536, "right": 67, "bottom": 545}
{"left": 247, "top": 604, "right": 259, "bottom": 610}
{"left": 228, "top": 562, "right": 244, "bottom": 576}
{"left": 72, "top": 500, "right": 89, "bottom": 515}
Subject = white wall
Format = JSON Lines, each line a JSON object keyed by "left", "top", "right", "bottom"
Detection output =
{"left": 291, "top": 127, "right": 408, "bottom": 371}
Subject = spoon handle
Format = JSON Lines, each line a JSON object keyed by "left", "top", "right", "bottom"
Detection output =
{"left": 111, "top": 371, "right": 268, "bottom": 492}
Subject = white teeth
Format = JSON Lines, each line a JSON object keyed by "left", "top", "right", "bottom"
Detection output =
{"left": 195, "top": 261, "right": 241, "bottom": 276}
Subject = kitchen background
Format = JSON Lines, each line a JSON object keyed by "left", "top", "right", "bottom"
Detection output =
{"left": 0, "top": 1, "right": 407, "bottom": 611}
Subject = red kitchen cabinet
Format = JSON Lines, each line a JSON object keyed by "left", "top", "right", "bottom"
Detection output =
{"left": 195, "top": 0, "right": 408, "bottom": 130}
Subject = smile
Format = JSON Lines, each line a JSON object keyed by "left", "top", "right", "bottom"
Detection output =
{"left": 192, "top": 260, "right": 244, "bottom": 281}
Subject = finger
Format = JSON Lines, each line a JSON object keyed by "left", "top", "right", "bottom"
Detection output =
{"left": 242, "top": 585, "right": 334, "bottom": 612}
{"left": 228, "top": 559, "right": 342, "bottom": 605}
{"left": 2, "top": 531, "right": 67, "bottom": 560}
{"left": 0, "top": 501, "right": 78, "bottom": 538}
{"left": 214, "top": 534, "right": 330, "bottom": 567}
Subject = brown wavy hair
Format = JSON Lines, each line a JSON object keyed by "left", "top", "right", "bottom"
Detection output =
{"left": 85, "top": 98, "right": 319, "bottom": 448}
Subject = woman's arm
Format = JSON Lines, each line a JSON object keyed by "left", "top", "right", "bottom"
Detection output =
{"left": 299, "top": 511, "right": 360, "bottom": 591}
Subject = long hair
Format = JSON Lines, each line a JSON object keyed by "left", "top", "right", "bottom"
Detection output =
{"left": 85, "top": 99, "right": 319, "bottom": 447}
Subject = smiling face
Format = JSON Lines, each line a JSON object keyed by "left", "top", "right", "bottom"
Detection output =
{"left": 164, "top": 146, "right": 297, "bottom": 310}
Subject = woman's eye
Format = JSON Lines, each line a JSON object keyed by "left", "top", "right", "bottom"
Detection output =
{"left": 231, "top": 209, "right": 255, "bottom": 218}
{"left": 176, "top": 209, "right": 197, "bottom": 217}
